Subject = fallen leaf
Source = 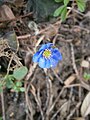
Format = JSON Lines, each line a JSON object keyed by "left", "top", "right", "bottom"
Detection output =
{"left": 81, "top": 60, "right": 89, "bottom": 68}
{"left": 64, "top": 74, "right": 76, "bottom": 86}
{"left": 73, "top": 117, "right": 85, "bottom": 120}
{"left": 81, "top": 92, "right": 90, "bottom": 117}
{"left": 60, "top": 101, "right": 70, "bottom": 118}
{"left": 4, "top": 31, "right": 19, "bottom": 51}
{"left": 0, "top": 5, "right": 15, "bottom": 21}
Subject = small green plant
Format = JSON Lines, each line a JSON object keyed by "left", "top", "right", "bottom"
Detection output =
{"left": 0, "top": 66, "right": 28, "bottom": 92}
{"left": 54, "top": 0, "right": 86, "bottom": 21}
{"left": 84, "top": 73, "right": 90, "bottom": 81}
{"left": 0, "top": 116, "right": 2, "bottom": 120}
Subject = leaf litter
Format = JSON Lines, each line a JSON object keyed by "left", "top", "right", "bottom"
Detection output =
{"left": 0, "top": 0, "right": 90, "bottom": 120}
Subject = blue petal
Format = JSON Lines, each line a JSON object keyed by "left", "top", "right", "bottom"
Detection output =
{"left": 50, "top": 57, "right": 58, "bottom": 68}
{"left": 52, "top": 49, "right": 62, "bottom": 61}
{"left": 44, "top": 59, "right": 51, "bottom": 68}
{"left": 39, "top": 44, "right": 47, "bottom": 51}
{"left": 38, "top": 57, "right": 46, "bottom": 68}
{"left": 33, "top": 51, "right": 43, "bottom": 62}
{"left": 39, "top": 43, "right": 53, "bottom": 51}
{"left": 46, "top": 43, "right": 53, "bottom": 48}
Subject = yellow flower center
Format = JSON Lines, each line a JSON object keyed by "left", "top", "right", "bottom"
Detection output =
{"left": 43, "top": 49, "right": 51, "bottom": 58}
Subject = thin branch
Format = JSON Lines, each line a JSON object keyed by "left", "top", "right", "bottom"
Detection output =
{"left": 1, "top": 90, "right": 6, "bottom": 120}
{"left": 45, "top": 77, "right": 53, "bottom": 120}
{"left": 70, "top": 43, "right": 90, "bottom": 91}
{"left": 67, "top": 102, "right": 81, "bottom": 120}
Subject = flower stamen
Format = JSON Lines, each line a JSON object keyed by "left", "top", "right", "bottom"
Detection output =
{"left": 43, "top": 49, "right": 51, "bottom": 58}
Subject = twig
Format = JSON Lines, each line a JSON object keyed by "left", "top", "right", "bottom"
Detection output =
{"left": 51, "top": 101, "right": 70, "bottom": 120}
{"left": 7, "top": 53, "right": 14, "bottom": 75}
{"left": 51, "top": 68, "right": 64, "bottom": 84}
{"left": 70, "top": 43, "right": 90, "bottom": 91}
{"left": 25, "top": 63, "right": 37, "bottom": 81}
{"left": 0, "top": 12, "right": 33, "bottom": 23}
{"left": 25, "top": 83, "right": 34, "bottom": 120}
{"left": 49, "top": 83, "right": 81, "bottom": 114}
{"left": 1, "top": 90, "right": 5, "bottom": 120}
{"left": 17, "top": 20, "right": 61, "bottom": 41}
{"left": 67, "top": 7, "right": 84, "bottom": 16}
{"left": 74, "top": 25, "right": 90, "bottom": 33}
{"left": 34, "top": 35, "right": 45, "bottom": 52}
{"left": 67, "top": 102, "right": 81, "bottom": 120}
{"left": 49, "top": 87, "right": 64, "bottom": 113}
{"left": 31, "top": 88, "right": 45, "bottom": 120}
{"left": 25, "top": 64, "right": 37, "bottom": 120}
{"left": 45, "top": 76, "right": 53, "bottom": 120}
{"left": 17, "top": 34, "right": 31, "bottom": 40}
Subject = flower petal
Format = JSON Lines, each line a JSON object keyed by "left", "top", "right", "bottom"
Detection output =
{"left": 50, "top": 57, "right": 58, "bottom": 68}
{"left": 52, "top": 49, "right": 62, "bottom": 61}
{"left": 38, "top": 57, "right": 46, "bottom": 68}
{"left": 33, "top": 51, "right": 42, "bottom": 62}
{"left": 39, "top": 44, "right": 47, "bottom": 51}
{"left": 46, "top": 43, "right": 53, "bottom": 48}
{"left": 44, "top": 59, "right": 51, "bottom": 68}
{"left": 39, "top": 43, "right": 53, "bottom": 51}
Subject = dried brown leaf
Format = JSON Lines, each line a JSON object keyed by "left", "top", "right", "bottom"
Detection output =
{"left": 64, "top": 74, "right": 76, "bottom": 86}
{"left": 81, "top": 92, "right": 90, "bottom": 117}
{"left": 0, "top": 5, "right": 15, "bottom": 21}
{"left": 81, "top": 60, "right": 89, "bottom": 68}
{"left": 73, "top": 117, "right": 85, "bottom": 120}
{"left": 60, "top": 101, "right": 70, "bottom": 118}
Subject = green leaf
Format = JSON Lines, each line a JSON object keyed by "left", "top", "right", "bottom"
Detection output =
{"left": 6, "top": 79, "right": 14, "bottom": 88}
{"left": 84, "top": 73, "right": 90, "bottom": 81}
{"left": 54, "top": 5, "right": 65, "bottom": 17}
{"left": 13, "top": 85, "right": 19, "bottom": 92}
{"left": 0, "top": 116, "right": 2, "bottom": 120}
{"left": 16, "top": 81, "right": 22, "bottom": 87}
{"left": 64, "top": 0, "right": 69, "bottom": 6}
{"left": 13, "top": 66, "right": 28, "bottom": 80}
{"left": 77, "top": 0, "right": 85, "bottom": 3}
{"left": 61, "top": 6, "right": 67, "bottom": 21}
{"left": 20, "top": 87, "right": 25, "bottom": 92}
{"left": 77, "top": 0, "right": 86, "bottom": 12}
{"left": 5, "top": 75, "right": 14, "bottom": 88}
{"left": 55, "top": 0, "right": 63, "bottom": 3}
{"left": 0, "top": 88, "right": 3, "bottom": 93}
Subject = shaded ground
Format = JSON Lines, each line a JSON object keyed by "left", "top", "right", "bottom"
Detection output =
{"left": 0, "top": 1, "right": 90, "bottom": 120}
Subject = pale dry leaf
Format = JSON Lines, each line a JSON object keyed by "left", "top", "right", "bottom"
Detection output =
{"left": 81, "top": 92, "right": 90, "bottom": 117}
{"left": 34, "top": 35, "right": 45, "bottom": 52}
{"left": 60, "top": 101, "right": 70, "bottom": 118}
{"left": 84, "top": 11, "right": 90, "bottom": 18}
{"left": 64, "top": 74, "right": 76, "bottom": 86}
{"left": 73, "top": 117, "right": 85, "bottom": 120}
{"left": 81, "top": 60, "right": 89, "bottom": 68}
{"left": 0, "top": 5, "right": 15, "bottom": 21}
{"left": 28, "top": 21, "right": 39, "bottom": 35}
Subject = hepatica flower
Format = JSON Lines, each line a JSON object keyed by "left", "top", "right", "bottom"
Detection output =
{"left": 33, "top": 43, "right": 62, "bottom": 68}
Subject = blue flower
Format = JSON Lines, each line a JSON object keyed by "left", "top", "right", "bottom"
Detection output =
{"left": 33, "top": 43, "right": 62, "bottom": 68}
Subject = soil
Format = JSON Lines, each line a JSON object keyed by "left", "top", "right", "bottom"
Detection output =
{"left": 0, "top": 1, "right": 90, "bottom": 120}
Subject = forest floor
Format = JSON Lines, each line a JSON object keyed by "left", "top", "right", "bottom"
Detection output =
{"left": 0, "top": 1, "right": 90, "bottom": 120}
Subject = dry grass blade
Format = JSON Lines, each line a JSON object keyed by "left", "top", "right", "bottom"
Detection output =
{"left": 0, "top": 90, "right": 5, "bottom": 120}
